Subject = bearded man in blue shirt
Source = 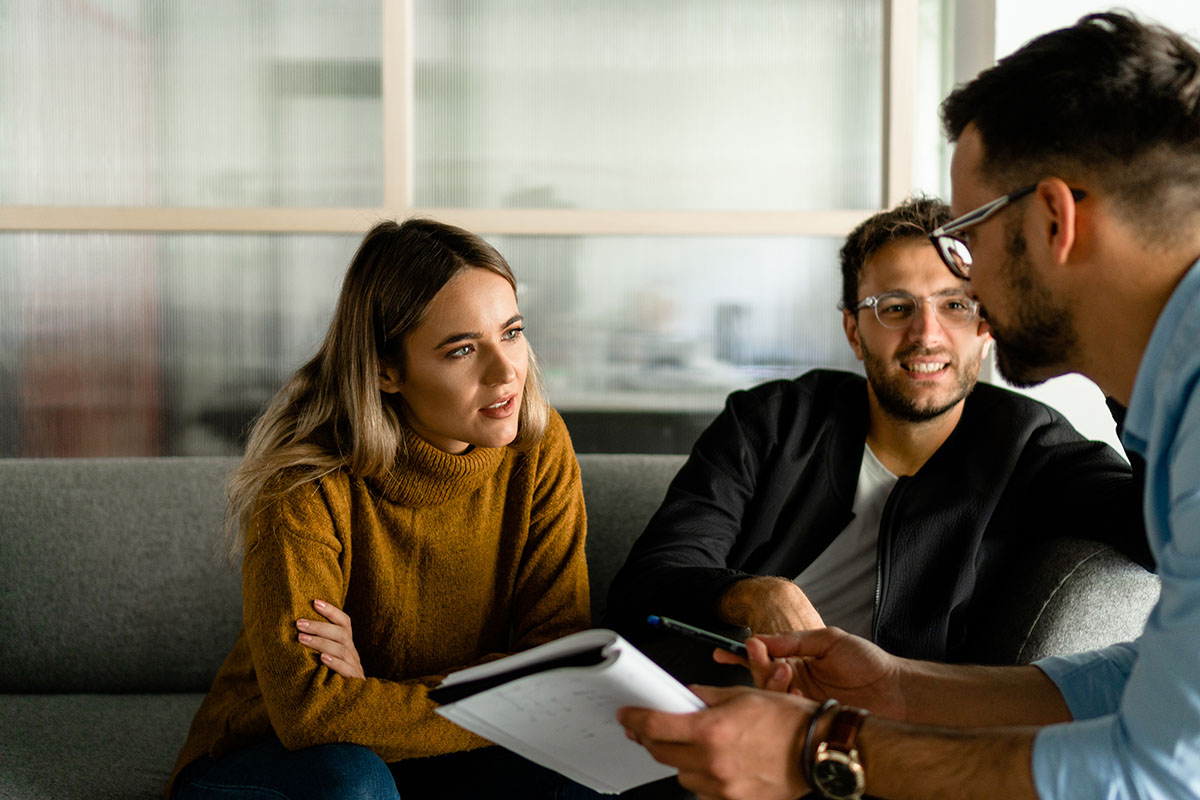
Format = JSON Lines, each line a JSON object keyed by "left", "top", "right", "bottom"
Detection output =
{"left": 619, "top": 11, "right": 1200, "bottom": 800}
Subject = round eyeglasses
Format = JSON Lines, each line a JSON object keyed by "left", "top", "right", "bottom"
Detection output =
{"left": 844, "top": 290, "right": 979, "bottom": 329}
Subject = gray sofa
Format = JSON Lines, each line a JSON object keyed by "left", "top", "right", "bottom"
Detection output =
{"left": 0, "top": 456, "right": 1159, "bottom": 799}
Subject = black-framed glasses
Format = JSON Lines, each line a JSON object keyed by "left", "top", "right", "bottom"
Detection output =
{"left": 841, "top": 290, "right": 979, "bottom": 329}
{"left": 929, "top": 184, "right": 1087, "bottom": 279}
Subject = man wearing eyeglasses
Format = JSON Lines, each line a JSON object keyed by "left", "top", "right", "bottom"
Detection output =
{"left": 620, "top": 11, "right": 1200, "bottom": 800}
{"left": 606, "top": 196, "right": 1149, "bottom": 670}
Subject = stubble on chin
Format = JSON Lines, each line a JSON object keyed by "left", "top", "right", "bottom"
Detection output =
{"left": 862, "top": 347, "right": 979, "bottom": 424}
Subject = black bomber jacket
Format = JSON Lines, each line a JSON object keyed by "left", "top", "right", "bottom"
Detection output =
{"left": 605, "top": 369, "right": 1152, "bottom": 662}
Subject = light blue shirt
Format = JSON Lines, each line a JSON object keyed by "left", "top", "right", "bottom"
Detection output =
{"left": 1032, "top": 257, "right": 1200, "bottom": 799}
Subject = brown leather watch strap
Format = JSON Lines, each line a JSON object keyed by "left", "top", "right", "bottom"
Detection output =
{"left": 825, "top": 706, "right": 868, "bottom": 754}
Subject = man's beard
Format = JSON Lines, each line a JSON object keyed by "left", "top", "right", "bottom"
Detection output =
{"left": 861, "top": 342, "right": 981, "bottom": 423}
{"left": 986, "top": 225, "right": 1079, "bottom": 388}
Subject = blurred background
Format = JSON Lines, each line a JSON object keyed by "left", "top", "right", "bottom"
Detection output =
{"left": 1, "top": 0, "right": 1196, "bottom": 457}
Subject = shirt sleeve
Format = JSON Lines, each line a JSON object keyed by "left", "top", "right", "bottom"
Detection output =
{"left": 1031, "top": 395, "right": 1200, "bottom": 798}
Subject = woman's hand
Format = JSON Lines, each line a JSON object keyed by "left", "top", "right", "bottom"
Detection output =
{"left": 296, "top": 599, "right": 365, "bottom": 679}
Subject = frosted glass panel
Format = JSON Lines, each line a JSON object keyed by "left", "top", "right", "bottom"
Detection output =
{"left": 912, "top": 0, "right": 953, "bottom": 198}
{"left": 415, "top": 0, "right": 884, "bottom": 210}
{"left": 0, "top": 1, "right": 382, "bottom": 207}
{"left": 0, "top": 233, "right": 358, "bottom": 457}
{"left": 1, "top": 232, "right": 857, "bottom": 457}
{"left": 492, "top": 235, "right": 860, "bottom": 412}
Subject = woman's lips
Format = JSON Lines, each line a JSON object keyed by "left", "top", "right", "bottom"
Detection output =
{"left": 479, "top": 395, "right": 517, "bottom": 419}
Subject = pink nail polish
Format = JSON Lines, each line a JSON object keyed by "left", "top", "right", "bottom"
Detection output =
{"left": 314, "top": 599, "right": 326, "bottom": 609}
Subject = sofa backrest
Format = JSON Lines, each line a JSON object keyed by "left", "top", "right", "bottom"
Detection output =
{"left": 0, "top": 454, "right": 683, "bottom": 693}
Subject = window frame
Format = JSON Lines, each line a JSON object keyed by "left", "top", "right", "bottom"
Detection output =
{"left": 0, "top": 0, "right": 992, "bottom": 238}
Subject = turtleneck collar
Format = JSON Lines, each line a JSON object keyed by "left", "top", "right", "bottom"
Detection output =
{"left": 367, "top": 425, "right": 507, "bottom": 507}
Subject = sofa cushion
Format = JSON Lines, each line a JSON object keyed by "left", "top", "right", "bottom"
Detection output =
{"left": 0, "top": 454, "right": 685, "bottom": 694}
{"left": 0, "top": 693, "right": 203, "bottom": 798}
{"left": 0, "top": 458, "right": 242, "bottom": 693}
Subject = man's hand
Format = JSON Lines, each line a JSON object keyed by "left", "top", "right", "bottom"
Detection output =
{"left": 715, "top": 627, "right": 907, "bottom": 720}
{"left": 619, "top": 685, "right": 816, "bottom": 800}
{"left": 717, "top": 576, "right": 824, "bottom": 635}
{"left": 296, "top": 599, "right": 365, "bottom": 679}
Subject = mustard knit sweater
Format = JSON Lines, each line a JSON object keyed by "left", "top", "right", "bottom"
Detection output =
{"left": 168, "top": 411, "right": 590, "bottom": 795}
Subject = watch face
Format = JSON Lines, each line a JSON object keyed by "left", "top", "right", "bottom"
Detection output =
{"left": 813, "top": 752, "right": 865, "bottom": 799}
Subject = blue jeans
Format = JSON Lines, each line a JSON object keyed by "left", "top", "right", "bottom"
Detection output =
{"left": 173, "top": 738, "right": 605, "bottom": 800}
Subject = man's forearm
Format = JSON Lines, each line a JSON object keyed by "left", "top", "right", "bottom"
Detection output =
{"left": 859, "top": 716, "right": 1040, "bottom": 800}
{"left": 896, "top": 659, "right": 1071, "bottom": 727}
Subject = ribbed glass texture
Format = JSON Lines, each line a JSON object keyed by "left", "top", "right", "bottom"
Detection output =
{"left": 0, "top": 233, "right": 360, "bottom": 457}
{"left": 0, "top": 1, "right": 382, "bottom": 207}
{"left": 488, "top": 234, "right": 859, "bottom": 412}
{"left": 912, "top": 0, "right": 952, "bottom": 198}
{"left": 0, "top": 232, "right": 857, "bottom": 457}
{"left": 414, "top": 0, "right": 884, "bottom": 210}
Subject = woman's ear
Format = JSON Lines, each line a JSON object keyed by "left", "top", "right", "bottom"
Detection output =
{"left": 378, "top": 362, "right": 403, "bottom": 394}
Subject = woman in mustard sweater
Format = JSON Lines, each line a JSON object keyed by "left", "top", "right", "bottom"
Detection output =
{"left": 168, "top": 219, "right": 598, "bottom": 799}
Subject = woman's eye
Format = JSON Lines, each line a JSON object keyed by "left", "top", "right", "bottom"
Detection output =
{"left": 448, "top": 344, "right": 473, "bottom": 358}
{"left": 503, "top": 326, "right": 525, "bottom": 340}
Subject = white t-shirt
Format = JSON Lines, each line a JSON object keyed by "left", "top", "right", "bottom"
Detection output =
{"left": 793, "top": 443, "right": 898, "bottom": 639}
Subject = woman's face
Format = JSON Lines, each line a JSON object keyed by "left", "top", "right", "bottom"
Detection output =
{"left": 380, "top": 268, "right": 528, "bottom": 454}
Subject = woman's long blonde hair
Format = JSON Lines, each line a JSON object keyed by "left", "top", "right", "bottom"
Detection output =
{"left": 225, "top": 218, "right": 549, "bottom": 554}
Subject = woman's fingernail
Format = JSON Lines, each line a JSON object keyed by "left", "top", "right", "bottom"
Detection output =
{"left": 314, "top": 599, "right": 326, "bottom": 609}
{"left": 321, "top": 653, "right": 333, "bottom": 662}
{"left": 298, "top": 633, "right": 311, "bottom": 642}
{"left": 297, "top": 619, "right": 309, "bottom": 629}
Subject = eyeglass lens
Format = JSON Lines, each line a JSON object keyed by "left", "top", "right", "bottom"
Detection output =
{"left": 936, "top": 237, "right": 972, "bottom": 279}
{"left": 873, "top": 292, "right": 976, "bottom": 329}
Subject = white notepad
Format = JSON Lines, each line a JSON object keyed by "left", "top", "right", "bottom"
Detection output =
{"left": 429, "top": 629, "right": 706, "bottom": 794}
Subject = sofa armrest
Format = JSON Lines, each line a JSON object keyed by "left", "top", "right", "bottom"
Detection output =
{"left": 963, "top": 537, "right": 1159, "bottom": 665}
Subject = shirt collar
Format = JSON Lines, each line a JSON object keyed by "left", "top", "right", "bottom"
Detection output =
{"left": 1122, "top": 256, "right": 1200, "bottom": 456}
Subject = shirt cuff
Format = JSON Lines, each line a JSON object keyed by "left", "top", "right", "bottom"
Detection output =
{"left": 1034, "top": 642, "right": 1137, "bottom": 721}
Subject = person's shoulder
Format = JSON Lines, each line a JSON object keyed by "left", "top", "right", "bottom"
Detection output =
{"left": 966, "top": 381, "right": 1069, "bottom": 424}
{"left": 522, "top": 406, "right": 580, "bottom": 471}
{"left": 964, "top": 381, "right": 1097, "bottom": 446}
{"left": 533, "top": 406, "right": 573, "bottom": 454}
{"left": 729, "top": 368, "right": 864, "bottom": 413}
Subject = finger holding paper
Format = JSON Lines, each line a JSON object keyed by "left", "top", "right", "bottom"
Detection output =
{"left": 619, "top": 684, "right": 816, "bottom": 800}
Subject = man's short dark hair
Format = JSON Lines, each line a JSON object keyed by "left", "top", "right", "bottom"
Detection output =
{"left": 839, "top": 196, "right": 951, "bottom": 311}
{"left": 941, "top": 11, "right": 1200, "bottom": 242}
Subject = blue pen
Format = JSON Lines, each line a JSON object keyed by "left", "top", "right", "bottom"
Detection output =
{"left": 647, "top": 614, "right": 748, "bottom": 657}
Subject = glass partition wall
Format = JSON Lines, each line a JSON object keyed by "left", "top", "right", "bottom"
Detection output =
{"left": 0, "top": 0, "right": 954, "bottom": 456}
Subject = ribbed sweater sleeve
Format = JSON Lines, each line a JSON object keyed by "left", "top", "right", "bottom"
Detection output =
{"left": 510, "top": 416, "right": 591, "bottom": 650}
{"left": 240, "top": 479, "right": 486, "bottom": 760}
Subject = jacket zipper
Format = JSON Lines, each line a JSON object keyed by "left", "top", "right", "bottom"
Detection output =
{"left": 872, "top": 476, "right": 907, "bottom": 640}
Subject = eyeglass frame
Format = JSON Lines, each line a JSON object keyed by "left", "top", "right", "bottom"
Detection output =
{"left": 929, "top": 184, "right": 1087, "bottom": 279}
{"left": 838, "top": 289, "right": 980, "bottom": 330}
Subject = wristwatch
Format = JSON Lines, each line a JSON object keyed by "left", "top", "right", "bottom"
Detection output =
{"left": 809, "top": 705, "right": 868, "bottom": 800}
